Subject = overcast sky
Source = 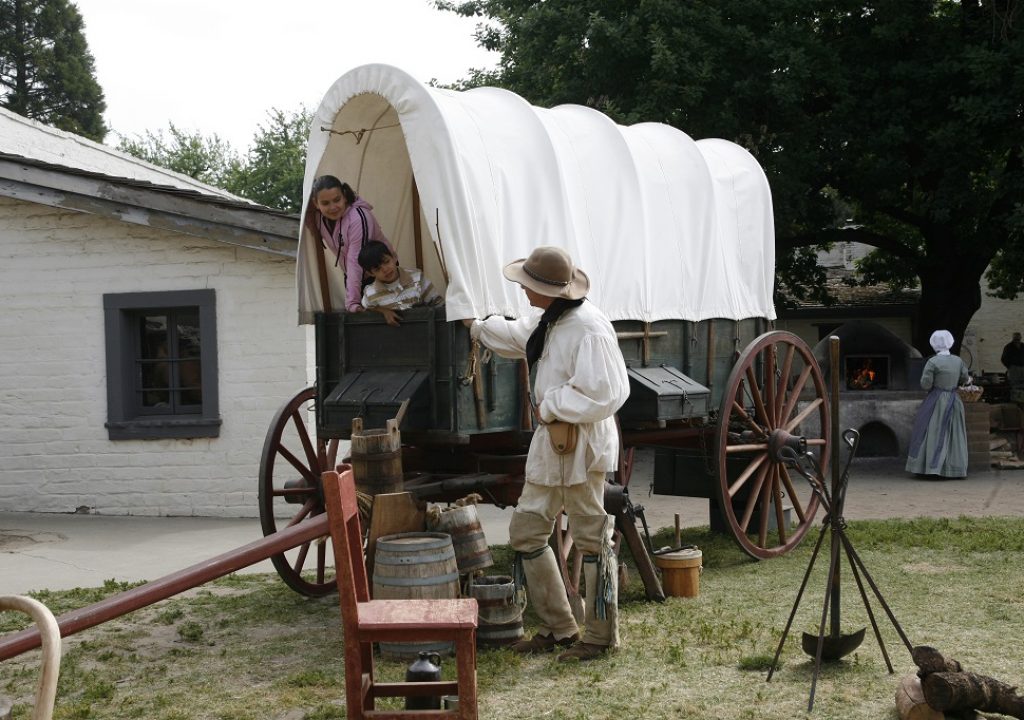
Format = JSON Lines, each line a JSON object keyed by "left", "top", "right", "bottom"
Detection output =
{"left": 72, "top": 0, "right": 498, "bottom": 150}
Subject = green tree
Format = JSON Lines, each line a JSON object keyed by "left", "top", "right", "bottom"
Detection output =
{"left": 0, "top": 0, "right": 107, "bottom": 141}
{"left": 117, "top": 108, "right": 311, "bottom": 213}
{"left": 439, "top": 0, "right": 1024, "bottom": 353}
{"left": 226, "top": 108, "right": 311, "bottom": 213}
{"left": 116, "top": 124, "right": 242, "bottom": 189}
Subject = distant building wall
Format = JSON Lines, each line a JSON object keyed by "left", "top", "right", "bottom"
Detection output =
{"left": 963, "top": 276, "right": 1021, "bottom": 376}
{"left": 778, "top": 240, "right": 1024, "bottom": 377}
{"left": 777, "top": 316, "right": 914, "bottom": 350}
{"left": 0, "top": 197, "right": 312, "bottom": 517}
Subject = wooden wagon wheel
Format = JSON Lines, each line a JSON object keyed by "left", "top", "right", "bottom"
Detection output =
{"left": 715, "top": 331, "right": 830, "bottom": 559}
{"left": 258, "top": 386, "right": 340, "bottom": 596}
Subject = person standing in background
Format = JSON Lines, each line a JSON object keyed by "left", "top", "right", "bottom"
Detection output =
{"left": 906, "top": 330, "right": 971, "bottom": 479}
{"left": 1001, "top": 332, "right": 1024, "bottom": 404}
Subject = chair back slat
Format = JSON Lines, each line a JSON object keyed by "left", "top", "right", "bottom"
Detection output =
{"left": 323, "top": 468, "right": 369, "bottom": 623}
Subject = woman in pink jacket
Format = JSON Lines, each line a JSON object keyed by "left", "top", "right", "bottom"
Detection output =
{"left": 304, "top": 175, "right": 397, "bottom": 312}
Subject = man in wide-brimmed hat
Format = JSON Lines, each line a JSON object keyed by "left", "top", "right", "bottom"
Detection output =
{"left": 464, "top": 246, "right": 629, "bottom": 661}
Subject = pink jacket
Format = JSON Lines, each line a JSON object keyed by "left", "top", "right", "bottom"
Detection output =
{"left": 317, "top": 197, "right": 396, "bottom": 312}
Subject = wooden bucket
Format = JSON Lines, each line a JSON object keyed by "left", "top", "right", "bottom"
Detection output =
{"left": 468, "top": 575, "right": 524, "bottom": 648}
{"left": 654, "top": 548, "right": 702, "bottom": 598}
{"left": 373, "top": 532, "right": 460, "bottom": 658}
{"left": 350, "top": 417, "right": 403, "bottom": 496}
{"left": 430, "top": 504, "right": 493, "bottom": 574}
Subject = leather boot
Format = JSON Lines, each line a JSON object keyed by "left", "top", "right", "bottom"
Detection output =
{"left": 581, "top": 551, "right": 619, "bottom": 647}
{"left": 510, "top": 631, "right": 580, "bottom": 654}
{"left": 514, "top": 545, "right": 578, "bottom": 646}
{"left": 566, "top": 515, "right": 619, "bottom": 650}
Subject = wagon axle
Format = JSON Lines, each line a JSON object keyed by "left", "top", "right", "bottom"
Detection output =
{"left": 282, "top": 477, "right": 318, "bottom": 505}
{"left": 767, "top": 429, "right": 807, "bottom": 463}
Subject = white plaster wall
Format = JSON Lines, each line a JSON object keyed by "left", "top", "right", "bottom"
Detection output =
{"left": 776, "top": 316, "right": 914, "bottom": 350}
{"left": 962, "top": 275, "right": 1023, "bottom": 376}
{"left": 0, "top": 198, "right": 313, "bottom": 516}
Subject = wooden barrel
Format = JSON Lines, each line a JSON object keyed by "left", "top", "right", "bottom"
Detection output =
{"left": 964, "top": 402, "right": 990, "bottom": 473}
{"left": 653, "top": 548, "right": 702, "bottom": 598}
{"left": 468, "top": 575, "right": 524, "bottom": 648}
{"left": 373, "top": 532, "right": 460, "bottom": 658}
{"left": 429, "top": 504, "right": 493, "bottom": 574}
{"left": 350, "top": 417, "right": 403, "bottom": 496}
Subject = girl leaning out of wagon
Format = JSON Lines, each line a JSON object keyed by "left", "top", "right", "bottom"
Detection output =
{"left": 304, "top": 175, "right": 397, "bottom": 313}
{"left": 906, "top": 330, "right": 971, "bottom": 479}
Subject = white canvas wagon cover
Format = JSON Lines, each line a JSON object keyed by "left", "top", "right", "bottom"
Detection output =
{"left": 297, "top": 63, "right": 776, "bottom": 324}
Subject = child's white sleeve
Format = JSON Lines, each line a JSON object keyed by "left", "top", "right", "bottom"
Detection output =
{"left": 421, "top": 278, "right": 442, "bottom": 305}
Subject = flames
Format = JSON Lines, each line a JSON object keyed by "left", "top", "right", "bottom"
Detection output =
{"left": 847, "top": 359, "right": 881, "bottom": 390}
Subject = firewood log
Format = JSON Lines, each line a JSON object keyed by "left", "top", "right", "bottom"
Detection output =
{"left": 896, "top": 674, "right": 944, "bottom": 720}
{"left": 912, "top": 646, "right": 1024, "bottom": 719}
{"left": 921, "top": 672, "right": 1024, "bottom": 719}
{"left": 912, "top": 646, "right": 962, "bottom": 675}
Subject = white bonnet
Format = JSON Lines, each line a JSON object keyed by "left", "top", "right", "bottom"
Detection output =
{"left": 929, "top": 330, "right": 954, "bottom": 353}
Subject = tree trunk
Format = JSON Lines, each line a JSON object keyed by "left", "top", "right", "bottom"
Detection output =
{"left": 914, "top": 263, "right": 987, "bottom": 357}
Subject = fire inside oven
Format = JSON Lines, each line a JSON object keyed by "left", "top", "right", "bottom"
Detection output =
{"left": 845, "top": 354, "right": 890, "bottom": 390}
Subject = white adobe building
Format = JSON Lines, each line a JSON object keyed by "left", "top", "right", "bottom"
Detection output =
{"left": 0, "top": 108, "right": 312, "bottom": 517}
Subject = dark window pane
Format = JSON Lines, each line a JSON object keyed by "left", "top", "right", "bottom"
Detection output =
{"left": 139, "top": 315, "right": 168, "bottom": 360}
{"left": 178, "top": 359, "right": 202, "bottom": 406}
{"left": 137, "top": 315, "right": 171, "bottom": 411}
{"left": 176, "top": 311, "right": 202, "bottom": 407}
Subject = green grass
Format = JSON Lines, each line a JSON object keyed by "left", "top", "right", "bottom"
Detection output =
{"left": 1, "top": 517, "right": 1022, "bottom": 719}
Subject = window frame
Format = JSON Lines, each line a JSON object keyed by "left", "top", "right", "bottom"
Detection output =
{"left": 103, "top": 289, "right": 221, "bottom": 440}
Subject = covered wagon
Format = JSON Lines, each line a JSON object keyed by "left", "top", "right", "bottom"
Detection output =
{"left": 260, "top": 64, "right": 831, "bottom": 597}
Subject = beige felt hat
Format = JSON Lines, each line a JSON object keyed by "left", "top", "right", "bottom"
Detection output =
{"left": 502, "top": 246, "right": 590, "bottom": 300}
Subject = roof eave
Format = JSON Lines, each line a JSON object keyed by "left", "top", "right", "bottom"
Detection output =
{"left": 0, "top": 156, "right": 299, "bottom": 258}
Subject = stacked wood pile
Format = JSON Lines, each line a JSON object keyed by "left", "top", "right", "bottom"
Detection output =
{"left": 988, "top": 403, "right": 1024, "bottom": 470}
{"left": 896, "top": 646, "right": 1024, "bottom": 720}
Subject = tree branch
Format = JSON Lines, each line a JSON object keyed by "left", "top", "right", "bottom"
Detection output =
{"left": 985, "top": 147, "right": 1024, "bottom": 222}
{"left": 876, "top": 204, "right": 930, "bottom": 232}
{"left": 777, "top": 227, "right": 918, "bottom": 261}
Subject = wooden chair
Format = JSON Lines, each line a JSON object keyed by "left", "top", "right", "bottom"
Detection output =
{"left": 322, "top": 468, "right": 479, "bottom": 719}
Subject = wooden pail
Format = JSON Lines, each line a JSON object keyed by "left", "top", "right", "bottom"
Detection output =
{"left": 653, "top": 548, "right": 702, "bottom": 598}
{"left": 350, "top": 417, "right": 403, "bottom": 496}
{"left": 430, "top": 504, "right": 493, "bottom": 574}
{"left": 373, "top": 532, "right": 460, "bottom": 658}
{"left": 468, "top": 575, "right": 523, "bottom": 648}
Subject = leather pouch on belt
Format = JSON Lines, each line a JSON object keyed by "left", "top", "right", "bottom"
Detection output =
{"left": 547, "top": 421, "right": 578, "bottom": 455}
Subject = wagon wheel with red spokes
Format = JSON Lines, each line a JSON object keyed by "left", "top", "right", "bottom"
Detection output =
{"left": 715, "top": 331, "right": 830, "bottom": 559}
{"left": 258, "top": 386, "right": 341, "bottom": 596}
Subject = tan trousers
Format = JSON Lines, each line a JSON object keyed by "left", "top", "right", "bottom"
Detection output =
{"left": 508, "top": 471, "right": 618, "bottom": 646}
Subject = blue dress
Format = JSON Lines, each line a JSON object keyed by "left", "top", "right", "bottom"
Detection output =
{"left": 905, "top": 354, "right": 970, "bottom": 478}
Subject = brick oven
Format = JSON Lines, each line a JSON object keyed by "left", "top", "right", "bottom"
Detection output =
{"left": 803, "top": 320, "right": 925, "bottom": 458}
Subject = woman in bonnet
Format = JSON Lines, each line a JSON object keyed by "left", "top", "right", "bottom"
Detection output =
{"left": 905, "top": 330, "right": 971, "bottom": 478}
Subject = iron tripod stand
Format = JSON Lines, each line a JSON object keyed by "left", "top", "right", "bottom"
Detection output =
{"left": 766, "top": 428, "right": 916, "bottom": 712}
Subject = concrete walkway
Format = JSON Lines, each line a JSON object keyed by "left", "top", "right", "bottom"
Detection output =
{"left": 2, "top": 456, "right": 1022, "bottom": 596}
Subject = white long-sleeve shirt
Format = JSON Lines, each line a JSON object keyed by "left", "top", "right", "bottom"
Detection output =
{"left": 470, "top": 301, "right": 630, "bottom": 486}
